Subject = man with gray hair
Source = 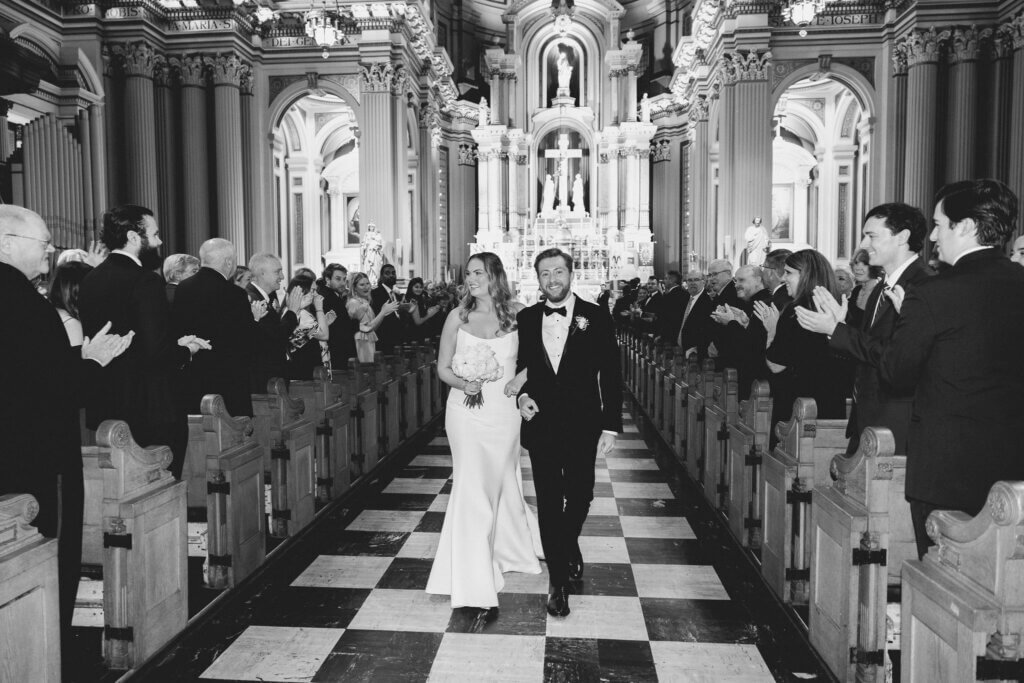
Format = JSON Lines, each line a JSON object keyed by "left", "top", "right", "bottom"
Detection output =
{"left": 246, "top": 252, "right": 301, "bottom": 392}
{"left": 711, "top": 264, "right": 771, "bottom": 397}
{"left": 163, "top": 253, "right": 200, "bottom": 304}
{"left": 174, "top": 239, "right": 258, "bottom": 417}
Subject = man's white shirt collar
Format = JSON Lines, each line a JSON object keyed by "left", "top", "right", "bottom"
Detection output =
{"left": 884, "top": 254, "right": 919, "bottom": 286}
{"left": 772, "top": 283, "right": 785, "bottom": 294}
{"left": 952, "top": 245, "right": 994, "bottom": 266}
{"left": 252, "top": 283, "right": 272, "bottom": 301}
{"left": 111, "top": 249, "right": 141, "bottom": 267}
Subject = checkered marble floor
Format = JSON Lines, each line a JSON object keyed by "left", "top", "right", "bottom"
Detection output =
{"left": 139, "top": 410, "right": 827, "bottom": 682}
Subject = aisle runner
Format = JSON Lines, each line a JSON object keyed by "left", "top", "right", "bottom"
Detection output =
{"left": 198, "top": 417, "right": 775, "bottom": 681}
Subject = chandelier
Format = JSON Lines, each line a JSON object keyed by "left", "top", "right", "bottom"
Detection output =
{"left": 305, "top": 2, "right": 347, "bottom": 59}
{"left": 781, "top": 0, "right": 829, "bottom": 36}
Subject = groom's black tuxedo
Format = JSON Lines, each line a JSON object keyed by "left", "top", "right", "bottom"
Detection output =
{"left": 516, "top": 295, "right": 622, "bottom": 587}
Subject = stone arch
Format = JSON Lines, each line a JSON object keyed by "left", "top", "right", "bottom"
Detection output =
{"left": 771, "top": 62, "right": 876, "bottom": 122}
{"left": 267, "top": 78, "right": 362, "bottom": 136}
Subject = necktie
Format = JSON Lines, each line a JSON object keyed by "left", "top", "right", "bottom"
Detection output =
{"left": 870, "top": 281, "right": 889, "bottom": 327}
{"left": 267, "top": 290, "right": 279, "bottom": 311}
{"left": 544, "top": 307, "right": 567, "bottom": 317}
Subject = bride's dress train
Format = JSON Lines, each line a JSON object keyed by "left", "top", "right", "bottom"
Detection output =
{"left": 425, "top": 328, "right": 542, "bottom": 608}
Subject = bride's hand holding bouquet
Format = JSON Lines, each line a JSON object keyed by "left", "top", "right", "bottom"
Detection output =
{"left": 451, "top": 342, "right": 504, "bottom": 408}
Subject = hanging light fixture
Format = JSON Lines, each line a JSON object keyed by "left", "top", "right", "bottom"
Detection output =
{"left": 782, "top": 0, "right": 829, "bottom": 37}
{"left": 305, "top": 1, "right": 347, "bottom": 59}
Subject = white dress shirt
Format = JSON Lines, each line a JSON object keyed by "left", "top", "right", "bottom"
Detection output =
{"left": 542, "top": 294, "right": 575, "bottom": 374}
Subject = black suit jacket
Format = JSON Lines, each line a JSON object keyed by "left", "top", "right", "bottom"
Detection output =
{"left": 654, "top": 285, "right": 689, "bottom": 342}
{"left": 516, "top": 297, "right": 623, "bottom": 450}
{"left": 771, "top": 285, "right": 793, "bottom": 311}
{"left": 370, "top": 284, "right": 403, "bottom": 352}
{"left": 246, "top": 283, "right": 298, "bottom": 393}
{"left": 173, "top": 267, "right": 256, "bottom": 417}
{"left": 319, "top": 284, "right": 357, "bottom": 367}
{"left": 881, "top": 248, "right": 1024, "bottom": 512}
{"left": 829, "top": 258, "right": 933, "bottom": 454}
{"left": 718, "top": 288, "right": 771, "bottom": 398}
{"left": 78, "top": 253, "right": 190, "bottom": 433}
{"left": 677, "top": 289, "right": 715, "bottom": 356}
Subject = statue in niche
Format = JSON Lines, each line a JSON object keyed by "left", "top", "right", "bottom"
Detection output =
{"left": 640, "top": 93, "right": 651, "bottom": 123}
{"left": 360, "top": 222, "right": 385, "bottom": 286}
{"left": 541, "top": 173, "right": 557, "bottom": 215}
{"left": 571, "top": 173, "right": 584, "bottom": 214}
{"left": 556, "top": 49, "right": 573, "bottom": 90}
{"left": 478, "top": 97, "right": 489, "bottom": 126}
{"left": 743, "top": 217, "right": 770, "bottom": 267}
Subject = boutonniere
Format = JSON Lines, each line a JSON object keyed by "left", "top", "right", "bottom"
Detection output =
{"left": 573, "top": 315, "right": 589, "bottom": 333}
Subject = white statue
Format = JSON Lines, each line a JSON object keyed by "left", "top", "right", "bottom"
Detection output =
{"left": 360, "top": 222, "right": 385, "bottom": 286}
{"left": 743, "top": 216, "right": 770, "bottom": 267}
{"left": 556, "top": 50, "right": 572, "bottom": 90}
{"left": 478, "top": 97, "right": 489, "bottom": 126}
{"left": 571, "top": 173, "right": 584, "bottom": 214}
{"left": 640, "top": 93, "right": 651, "bottom": 123}
{"left": 541, "top": 173, "right": 556, "bottom": 214}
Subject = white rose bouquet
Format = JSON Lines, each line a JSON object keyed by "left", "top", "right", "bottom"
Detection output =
{"left": 451, "top": 342, "right": 505, "bottom": 408}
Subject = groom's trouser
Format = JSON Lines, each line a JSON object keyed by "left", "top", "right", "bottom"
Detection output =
{"left": 528, "top": 431, "right": 601, "bottom": 587}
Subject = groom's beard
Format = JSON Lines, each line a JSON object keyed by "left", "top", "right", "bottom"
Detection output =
{"left": 544, "top": 286, "right": 571, "bottom": 304}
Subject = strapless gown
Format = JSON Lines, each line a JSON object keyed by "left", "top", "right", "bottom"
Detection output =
{"left": 425, "top": 328, "right": 543, "bottom": 608}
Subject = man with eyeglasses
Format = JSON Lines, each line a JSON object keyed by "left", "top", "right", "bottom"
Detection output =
{"left": 1, "top": 205, "right": 134, "bottom": 675}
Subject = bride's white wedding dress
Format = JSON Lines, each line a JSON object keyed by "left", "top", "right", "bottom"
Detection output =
{"left": 426, "top": 327, "right": 543, "bottom": 608}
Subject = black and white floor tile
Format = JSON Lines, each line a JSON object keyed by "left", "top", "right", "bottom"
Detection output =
{"left": 130, "top": 411, "right": 831, "bottom": 682}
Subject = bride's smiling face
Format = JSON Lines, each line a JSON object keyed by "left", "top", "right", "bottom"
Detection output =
{"left": 465, "top": 258, "right": 491, "bottom": 300}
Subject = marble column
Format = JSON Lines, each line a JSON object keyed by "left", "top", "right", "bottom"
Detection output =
{"left": 945, "top": 27, "right": 981, "bottom": 183}
{"left": 1008, "top": 17, "right": 1024, "bottom": 218}
{"left": 985, "top": 32, "right": 1013, "bottom": 180}
{"left": 173, "top": 55, "right": 210, "bottom": 254}
{"left": 729, "top": 51, "right": 773, "bottom": 262}
{"left": 154, "top": 63, "right": 180, "bottom": 252}
{"left": 112, "top": 42, "right": 161, "bottom": 212}
{"left": 0, "top": 100, "right": 12, "bottom": 162}
{"left": 600, "top": 148, "right": 618, "bottom": 230}
{"left": 87, "top": 103, "right": 108, "bottom": 235}
{"left": 391, "top": 74, "right": 410, "bottom": 269}
{"left": 418, "top": 104, "right": 441, "bottom": 278}
{"left": 489, "top": 68, "right": 500, "bottom": 125}
{"left": 608, "top": 69, "right": 622, "bottom": 123}
{"left": 902, "top": 28, "right": 945, "bottom": 220}
{"left": 358, "top": 63, "right": 398, "bottom": 253}
{"left": 717, "top": 72, "right": 737, "bottom": 260}
{"left": 626, "top": 67, "right": 638, "bottom": 122}
{"left": 689, "top": 97, "right": 710, "bottom": 264}
{"left": 623, "top": 147, "right": 640, "bottom": 229}
{"left": 101, "top": 46, "right": 121, "bottom": 205}
{"left": 240, "top": 67, "right": 257, "bottom": 254}
{"left": 210, "top": 54, "right": 247, "bottom": 255}
{"left": 887, "top": 44, "right": 908, "bottom": 202}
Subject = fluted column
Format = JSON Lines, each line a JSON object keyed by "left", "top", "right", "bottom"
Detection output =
{"left": 0, "top": 100, "right": 12, "bottom": 162}
{"left": 945, "top": 27, "right": 981, "bottom": 182}
{"left": 689, "top": 97, "right": 710, "bottom": 263}
{"left": 418, "top": 103, "right": 441, "bottom": 278}
{"left": 717, "top": 72, "right": 737, "bottom": 260}
{"left": 600, "top": 149, "right": 618, "bottom": 229}
{"left": 359, "top": 62, "right": 398, "bottom": 255}
{"left": 111, "top": 42, "right": 161, "bottom": 212}
{"left": 887, "top": 44, "right": 908, "bottom": 202}
{"left": 240, "top": 68, "right": 257, "bottom": 254}
{"left": 154, "top": 63, "right": 179, "bottom": 252}
{"left": 391, "top": 69, "right": 410, "bottom": 267}
{"left": 902, "top": 28, "right": 945, "bottom": 218}
{"left": 626, "top": 67, "right": 638, "bottom": 122}
{"left": 210, "top": 54, "right": 246, "bottom": 255}
{"left": 173, "top": 55, "right": 210, "bottom": 254}
{"left": 729, "top": 51, "right": 773, "bottom": 264}
{"left": 1007, "top": 16, "right": 1024, "bottom": 219}
{"left": 623, "top": 147, "right": 640, "bottom": 229}
{"left": 986, "top": 32, "right": 1013, "bottom": 179}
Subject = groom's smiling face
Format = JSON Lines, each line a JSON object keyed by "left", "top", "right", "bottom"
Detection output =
{"left": 537, "top": 255, "right": 573, "bottom": 304}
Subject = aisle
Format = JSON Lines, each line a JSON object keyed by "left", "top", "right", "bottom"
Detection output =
{"left": 136, "top": 408, "right": 831, "bottom": 681}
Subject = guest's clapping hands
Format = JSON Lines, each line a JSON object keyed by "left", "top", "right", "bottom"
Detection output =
{"left": 795, "top": 286, "right": 846, "bottom": 336}
{"left": 884, "top": 284, "right": 905, "bottom": 314}
{"left": 82, "top": 321, "right": 134, "bottom": 367}
{"left": 710, "top": 305, "right": 732, "bottom": 325}
{"left": 752, "top": 301, "right": 780, "bottom": 341}
{"left": 84, "top": 240, "right": 108, "bottom": 267}
{"left": 251, "top": 300, "right": 268, "bottom": 322}
{"left": 178, "top": 335, "right": 212, "bottom": 355}
{"left": 381, "top": 300, "right": 401, "bottom": 316}
{"left": 285, "top": 287, "right": 305, "bottom": 314}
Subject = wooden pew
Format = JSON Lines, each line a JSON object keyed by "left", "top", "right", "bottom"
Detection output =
{"left": 289, "top": 367, "right": 352, "bottom": 504}
{"left": 703, "top": 369, "right": 739, "bottom": 516}
{"left": 197, "top": 396, "right": 266, "bottom": 589}
{"left": 671, "top": 358, "right": 700, "bottom": 468}
{"left": 427, "top": 344, "right": 442, "bottom": 416}
{"left": 378, "top": 353, "right": 402, "bottom": 456}
{"left": 659, "top": 350, "right": 686, "bottom": 447}
{"left": 726, "top": 380, "right": 772, "bottom": 550}
{"left": 0, "top": 493, "right": 61, "bottom": 681}
{"left": 808, "top": 426, "right": 914, "bottom": 682}
{"left": 901, "top": 481, "right": 1024, "bottom": 682}
{"left": 348, "top": 358, "right": 381, "bottom": 478}
{"left": 684, "top": 360, "right": 716, "bottom": 486}
{"left": 81, "top": 420, "right": 187, "bottom": 670}
{"left": 252, "top": 379, "right": 316, "bottom": 539}
{"left": 760, "top": 398, "right": 848, "bottom": 605}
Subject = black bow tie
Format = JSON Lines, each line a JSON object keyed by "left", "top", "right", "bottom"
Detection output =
{"left": 544, "top": 306, "right": 567, "bottom": 317}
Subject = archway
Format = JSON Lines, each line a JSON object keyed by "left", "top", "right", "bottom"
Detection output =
{"left": 270, "top": 93, "right": 359, "bottom": 272}
{"left": 771, "top": 75, "right": 869, "bottom": 262}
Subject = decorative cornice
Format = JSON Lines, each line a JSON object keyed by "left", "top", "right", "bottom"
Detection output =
{"left": 109, "top": 42, "right": 164, "bottom": 79}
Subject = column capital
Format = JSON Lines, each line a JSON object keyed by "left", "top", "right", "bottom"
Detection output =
{"left": 723, "top": 50, "right": 772, "bottom": 82}
{"left": 901, "top": 27, "right": 948, "bottom": 68}
{"left": 110, "top": 42, "right": 164, "bottom": 79}
{"left": 208, "top": 54, "right": 247, "bottom": 88}
{"left": 170, "top": 54, "right": 209, "bottom": 87}
{"left": 361, "top": 62, "right": 395, "bottom": 93}
{"left": 688, "top": 95, "right": 709, "bottom": 123}
{"left": 240, "top": 65, "right": 254, "bottom": 95}
{"left": 457, "top": 143, "right": 477, "bottom": 166}
{"left": 652, "top": 139, "right": 671, "bottom": 163}
{"left": 1002, "top": 13, "right": 1024, "bottom": 51}
{"left": 0, "top": 99, "right": 11, "bottom": 116}
{"left": 948, "top": 26, "right": 983, "bottom": 64}
{"left": 891, "top": 42, "right": 909, "bottom": 75}
{"left": 154, "top": 62, "right": 171, "bottom": 88}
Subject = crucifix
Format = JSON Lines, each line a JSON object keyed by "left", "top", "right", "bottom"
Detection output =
{"left": 544, "top": 133, "right": 582, "bottom": 210}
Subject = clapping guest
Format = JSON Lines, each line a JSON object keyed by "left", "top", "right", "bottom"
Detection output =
{"left": 370, "top": 263, "right": 404, "bottom": 353}
{"left": 755, "top": 249, "right": 847, "bottom": 424}
{"left": 246, "top": 253, "right": 300, "bottom": 392}
{"left": 162, "top": 253, "right": 200, "bottom": 304}
{"left": 348, "top": 272, "right": 401, "bottom": 362}
{"left": 835, "top": 267, "right": 854, "bottom": 300}
{"left": 233, "top": 265, "right": 252, "bottom": 289}
{"left": 49, "top": 261, "right": 93, "bottom": 347}
{"left": 318, "top": 263, "right": 357, "bottom": 369}
{"left": 404, "top": 277, "right": 442, "bottom": 342}
{"left": 847, "top": 248, "right": 883, "bottom": 328}
{"left": 285, "top": 274, "right": 331, "bottom": 380}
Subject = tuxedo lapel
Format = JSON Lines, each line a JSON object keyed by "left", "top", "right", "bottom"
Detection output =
{"left": 534, "top": 304, "right": 555, "bottom": 375}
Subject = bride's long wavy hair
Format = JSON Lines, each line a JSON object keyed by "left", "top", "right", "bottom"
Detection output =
{"left": 459, "top": 252, "right": 518, "bottom": 333}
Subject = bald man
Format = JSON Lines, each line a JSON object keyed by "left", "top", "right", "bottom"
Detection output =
{"left": 173, "top": 239, "right": 258, "bottom": 417}
{"left": 0, "top": 206, "right": 132, "bottom": 671}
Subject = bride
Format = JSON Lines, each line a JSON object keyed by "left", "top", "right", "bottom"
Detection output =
{"left": 426, "top": 252, "right": 542, "bottom": 620}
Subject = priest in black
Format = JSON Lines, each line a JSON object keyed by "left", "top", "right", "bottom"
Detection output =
{"left": 516, "top": 248, "right": 622, "bottom": 618}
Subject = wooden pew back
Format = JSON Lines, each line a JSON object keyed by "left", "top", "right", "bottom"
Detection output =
{"left": 726, "top": 380, "right": 772, "bottom": 550}
{"left": 703, "top": 369, "right": 739, "bottom": 515}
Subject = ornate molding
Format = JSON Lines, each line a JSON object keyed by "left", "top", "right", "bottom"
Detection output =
{"left": 457, "top": 143, "right": 477, "bottom": 166}
{"left": 651, "top": 139, "right": 672, "bottom": 163}
{"left": 109, "top": 42, "right": 164, "bottom": 79}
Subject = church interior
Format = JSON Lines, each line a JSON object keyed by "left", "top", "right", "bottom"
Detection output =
{"left": 3, "top": 0, "right": 1024, "bottom": 680}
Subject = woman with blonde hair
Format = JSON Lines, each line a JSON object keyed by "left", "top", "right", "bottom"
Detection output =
{"left": 346, "top": 271, "right": 400, "bottom": 362}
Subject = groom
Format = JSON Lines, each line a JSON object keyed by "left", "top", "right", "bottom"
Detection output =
{"left": 516, "top": 248, "right": 622, "bottom": 617}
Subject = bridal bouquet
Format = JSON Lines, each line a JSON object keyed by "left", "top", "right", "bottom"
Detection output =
{"left": 451, "top": 342, "right": 504, "bottom": 409}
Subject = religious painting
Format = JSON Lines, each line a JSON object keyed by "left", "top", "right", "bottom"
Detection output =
{"left": 771, "top": 184, "right": 793, "bottom": 241}
{"left": 545, "top": 39, "right": 581, "bottom": 105}
{"left": 638, "top": 243, "right": 654, "bottom": 267}
{"left": 345, "top": 195, "right": 361, "bottom": 246}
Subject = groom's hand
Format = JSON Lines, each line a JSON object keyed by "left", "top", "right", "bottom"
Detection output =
{"left": 597, "top": 431, "right": 616, "bottom": 455}
{"left": 518, "top": 394, "right": 540, "bottom": 421}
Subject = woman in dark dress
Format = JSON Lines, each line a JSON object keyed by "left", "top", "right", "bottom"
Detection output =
{"left": 846, "top": 248, "right": 884, "bottom": 328}
{"left": 285, "top": 274, "right": 331, "bottom": 380}
{"left": 404, "top": 277, "right": 442, "bottom": 343}
{"left": 755, "top": 249, "right": 848, "bottom": 422}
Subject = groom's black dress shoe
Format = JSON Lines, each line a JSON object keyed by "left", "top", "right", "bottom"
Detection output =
{"left": 547, "top": 585, "right": 571, "bottom": 617}
{"left": 568, "top": 559, "right": 584, "bottom": 582}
